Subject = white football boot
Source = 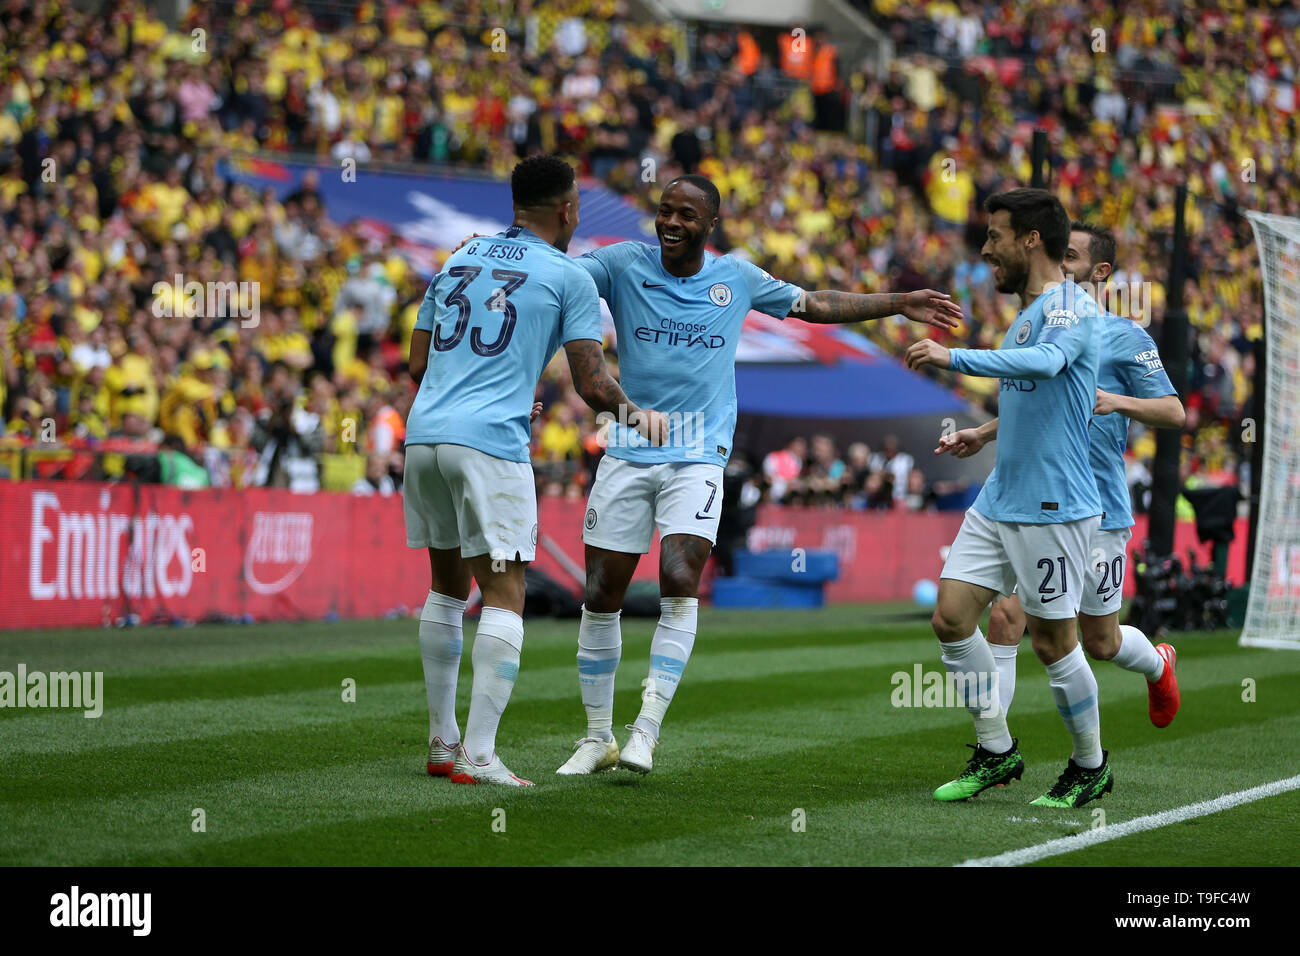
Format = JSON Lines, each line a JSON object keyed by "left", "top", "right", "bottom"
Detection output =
{"left": 556, "top": 737, "right": 620, "bottom": 775}
{"left": 618, "top": 725, "right": 657, "bottom": 775}
{"left": 450, "top": 749, "right": 534, "bottom": 787}
{"left": 427, "top": 737, "right": 459, "bottom": 777}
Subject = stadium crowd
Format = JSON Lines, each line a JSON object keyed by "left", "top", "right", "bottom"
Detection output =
{"left": 0, "top": 0, "right": 1289, "bottom": 510}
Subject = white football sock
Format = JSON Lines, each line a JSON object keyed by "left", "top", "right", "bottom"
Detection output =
{"left": 418, "top": 590, "right": 466, "bottom": 745}
{"left": 577, "top": 606, "right": 622, "bottom": 742}
{"left": 463, "top": 607, "right": 524, "bottom": 765}
{"left": 940, "top": 628, "right": 1012, "bottom": 754}
{"left": 1113, "top": 624, "right": 1165, "bottom": 682}
{"left": 989, "top": 642, "right": 1019, "bottom": 716}
{"left": 1046, "top": 643, "right": 1103, "bottom": 769}
{"left": 633, "top": 597, "right": 697, "bottom": 741}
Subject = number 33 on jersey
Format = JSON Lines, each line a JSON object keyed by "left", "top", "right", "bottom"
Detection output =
{"left": 406, "top": 226, "right": 605, "bottom": 464}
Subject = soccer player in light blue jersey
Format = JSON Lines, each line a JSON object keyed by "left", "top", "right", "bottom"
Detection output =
{"left": 906, "top": 189, "right": 1114, "bottom": 808}
{"left": 556, "top": 174, "right": 964, "bottom": 776}
{"left": 404, "top": 155, "right": 666, "bottom": 787}
{"left": 950, "top": 222, "right": 1184, "bottom": 730}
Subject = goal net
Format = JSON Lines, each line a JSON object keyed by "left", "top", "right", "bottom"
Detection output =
{"left": 1242, "top": 211, "right": 1300, "bottom": 649}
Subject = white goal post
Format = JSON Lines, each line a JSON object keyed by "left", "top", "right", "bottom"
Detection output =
{"left": 1242, "top": 211, "right": 1300, "bottom": 649}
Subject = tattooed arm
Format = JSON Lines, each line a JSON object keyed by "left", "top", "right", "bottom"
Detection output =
{"left": 793, "top": 289, "right": 962, "bottom": 330}
{"left": 564, "top": 339, "right": 668, "bottom": 444}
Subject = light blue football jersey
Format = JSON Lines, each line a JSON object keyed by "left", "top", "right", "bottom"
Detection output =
{"left": 948, "top": 280, "right": 1104, "bottom": 524}
{"left": 577, "top": 242, "right": 803, "bottom": 466}
{"left": 406, "top": 227, "right": 603, "bottom": 463}
{"left": 1089, "top": 313, "right": 1175, "bottom": 531}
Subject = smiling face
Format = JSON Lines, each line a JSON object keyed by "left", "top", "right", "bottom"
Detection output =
{"left": 981, "top": 209, "right": 1032, "bottom": 295}
{"left": 656, "top": 181, "right": 717, "bottom": 270}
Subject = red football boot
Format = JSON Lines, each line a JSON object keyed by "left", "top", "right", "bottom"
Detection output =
{"left": 1148, "top": 644, "right": 1180, "bottom": 728}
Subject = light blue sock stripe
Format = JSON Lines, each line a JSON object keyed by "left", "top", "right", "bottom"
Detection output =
{"left": 493, "top": 661, "right": 519, "bottom": 682}
{"left": 577, "top": 657, "right": 619, "bottom": 676}
{"left": 1056, "top": 693, "right": 1098, "bottom": 720}
{"left": 649, "top": 654, "right": 685, "bottom": 677}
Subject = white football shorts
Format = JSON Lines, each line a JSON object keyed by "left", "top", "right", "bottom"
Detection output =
{"left": 582, "top": 456, "right": 725, "bottom": 554}
{"left": 404, "top": 442, "right": 538, "bottom": 561}
{"left": 941, "top": 506, "right": 1100, "bottom": 620}
{"left": 1078, "top": 526, "right": 1133, "bottom": 617}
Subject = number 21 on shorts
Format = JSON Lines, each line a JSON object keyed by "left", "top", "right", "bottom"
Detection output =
{"left": 1037, "top": 554, "right": 1068, "bottom": 604}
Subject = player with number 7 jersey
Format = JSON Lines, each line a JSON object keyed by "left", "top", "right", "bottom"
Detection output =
{"left": 403, "top": 155, "right": 667, "bottom": 787}
{"left": 552, "top": 173, "right": 963, "bottom": 778}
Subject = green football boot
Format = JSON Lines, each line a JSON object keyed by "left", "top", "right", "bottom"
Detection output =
{"left": 1030, "top": 752, "right": 1114, "bottom": 808}
{"left": 933, "top": 739, "right": 1025, "bottom": 801}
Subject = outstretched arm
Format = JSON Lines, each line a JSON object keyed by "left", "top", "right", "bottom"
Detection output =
{"left": 907, "top": 339, "right": 1069, "bottom": 380}
{"left": 792, "top": 289, "right": 962, "bottom": 330}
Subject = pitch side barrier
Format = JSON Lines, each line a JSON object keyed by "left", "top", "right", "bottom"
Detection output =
{"left": 0, "top": 482, "right": 1247, "bottom": 629}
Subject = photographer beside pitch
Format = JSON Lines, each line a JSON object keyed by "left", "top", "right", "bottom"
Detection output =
{"left": 937, "top": 221, "right": 1184, "bottom": 730}
{"left": 907, "top": 189, "right": 1114, "bottom": 808}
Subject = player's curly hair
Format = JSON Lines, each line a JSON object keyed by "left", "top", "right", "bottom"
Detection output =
{"left": 511, "top": 154, "right": 576, "bottom": 208}
{"left": 985, "top": 188, "right": 1070, "bottom": 261}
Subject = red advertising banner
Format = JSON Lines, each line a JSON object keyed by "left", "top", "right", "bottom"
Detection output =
{"left": 0, "top": 482, "right": 660, "bottom": 630}
{"left": 4, "top": 482, "right": 414, "bottom": 629}
{"left": 0, "top": 482, "right": 1247, "bottom": 630}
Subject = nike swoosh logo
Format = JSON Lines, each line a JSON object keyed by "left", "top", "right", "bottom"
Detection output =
{"left": 1100, "top": 589, "right": 1120, "bottom": 602}
{"left": 1041, "top": 593, "right": 1067, "bottom": 603}
{"left": 642, "top": 280, "right": 666, "bottom": 288}
{"left": 1142, "top": 369, "right": 1163, "bottom": 377}
{"left": 695, "top": 511, "right": 712, "bottom": 520}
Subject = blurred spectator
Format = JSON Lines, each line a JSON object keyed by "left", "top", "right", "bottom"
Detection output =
{"left": 870, "top": 436, "right": 915, "bottom": 504}
{"left": 802, "top": 433, "right": 846, "bottom": 505}
{"left": 862, "top": 471, "right": 894, "bottom": 510}
{"left": 539, "top": 404, "right": 583, "bottom": 463}
{"left": 352, "top": 453, "right": 397, "bottom": 496}
{"left": 903, "top": 468, "right": 936, "bottom": 512}
{"left": 763, "top": 436, "right": 806, "bottom": 503}
{"left": 842, "top": 441, "right": 873, "bottom": 501}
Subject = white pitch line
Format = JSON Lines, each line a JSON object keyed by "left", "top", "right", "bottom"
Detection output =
{"left": 957, "top": 773, "right": 1300, "bottom": 867}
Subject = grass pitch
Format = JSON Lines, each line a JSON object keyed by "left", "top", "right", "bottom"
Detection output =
{"left": 2, "top": 605, "right": 1297, "bottom": 866}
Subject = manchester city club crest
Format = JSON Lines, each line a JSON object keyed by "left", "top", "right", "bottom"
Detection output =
{"left": 708, "top": 283, "right": 732, "bottom": 307}
{"left": 585, "top": 508, "right": 597, "bottom": 530}
{"left": 1015, "top": 320, "right": 1032, "bottom": 344}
